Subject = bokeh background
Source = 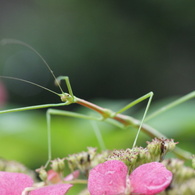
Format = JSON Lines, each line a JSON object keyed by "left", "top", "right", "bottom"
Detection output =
{"left": 0, "top": 1, "right": 195, "bottom": 193}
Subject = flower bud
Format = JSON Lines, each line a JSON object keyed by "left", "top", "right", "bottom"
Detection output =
{"left": 36, "top": 166, "right": 48, "bottom": 182}
{"left": 147, "top": 138, "right": 177, "bottom": 161}
{"left": 50, "top": 158, "right": 65, "bottom": 173}
{"left": 66, "top": 147, "right": 97, "bottom": 175}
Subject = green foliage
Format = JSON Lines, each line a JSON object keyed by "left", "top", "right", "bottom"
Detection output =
{"left": 0, "top": 97, "right": 194, "bottom": 169}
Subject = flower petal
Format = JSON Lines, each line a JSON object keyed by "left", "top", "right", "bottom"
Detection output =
{"left": 64, "top": 170, "right": 80, "bottom": 181}
{"left": 29, "top": 183, "right": 72, "bottom": 195}
{"left": 47, "top": 170, "right": 61, "bottom": 183}
{"left": 0, "top": 171, "right": 33, "bottom": 195}
{"left": 88, "top": 160, "right": 128, "bottom": 195}
{"left": 130, "top": 162, "right": 172, "bottom": 194}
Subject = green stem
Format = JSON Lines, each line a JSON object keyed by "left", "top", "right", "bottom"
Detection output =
{"left": 64, "top": 179, "right": 88, "bottom": 184}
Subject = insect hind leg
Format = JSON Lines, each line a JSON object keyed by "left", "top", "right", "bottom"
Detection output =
{"left": 114, "top": 92, "right": 154, "bottom": 148}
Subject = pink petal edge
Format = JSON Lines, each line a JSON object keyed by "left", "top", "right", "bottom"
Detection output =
{"left": 29, "top": 183, "right": 72, "bottom": 195}
{"left": 64, "top": 170, "right": 80, "bottom": 181}
{"left": 0, "top": 171, "right": 33, "bottom": 195}
{"left": 130, "top": 162, "right": 172, "bottom": 194}
{"left": 88, "top": 160, "right": 128, "bottom": 195}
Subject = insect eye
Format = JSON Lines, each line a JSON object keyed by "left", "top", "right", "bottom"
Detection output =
{"left": 60, "top": 95, "right": 67, "bottom": 102}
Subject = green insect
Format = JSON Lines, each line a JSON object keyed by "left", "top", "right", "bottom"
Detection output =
{"left": 0, "top": 39, "right": 193, "bottom": 167}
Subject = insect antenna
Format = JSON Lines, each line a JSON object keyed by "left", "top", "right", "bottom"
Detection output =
{"left": 0, "top": 39, "right": 64, "bottom": 94}
{"left": 0, "top": 76, "right": 60, "bottom": 97}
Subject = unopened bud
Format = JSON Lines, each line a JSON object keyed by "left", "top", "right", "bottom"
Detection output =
{"left": 50, "top": 158, "right": 65, "bottom": 173}
{"left": 147, "top": 138, "right": 177, "bottom": 161}
{"left": 36, "top": 167, "right": 48, "bottom": 182}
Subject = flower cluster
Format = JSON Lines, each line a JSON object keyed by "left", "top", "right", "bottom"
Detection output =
{"left": 88, "top": 160, "right": 172, "bottom": 195}
{"left": 107, "top": 138, "right": 177, "bottom": 172}
{"left": 0, "top": 138, "right": 194, "bottom": 194}
{"left": 0, "top": 171, "right": 72, "bottom": 195}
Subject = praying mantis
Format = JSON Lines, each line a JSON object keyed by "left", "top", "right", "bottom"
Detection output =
{"left": 0, "top": 39, "right": 194, "bottom": 167}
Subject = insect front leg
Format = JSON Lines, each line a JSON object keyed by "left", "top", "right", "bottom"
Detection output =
{"left": 45, "top": 108, "right": 104, "bottom": 167}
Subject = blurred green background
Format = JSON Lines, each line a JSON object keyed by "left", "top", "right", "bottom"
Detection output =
{"left": 0, "top": 1, "right": 195, "bottom": 193}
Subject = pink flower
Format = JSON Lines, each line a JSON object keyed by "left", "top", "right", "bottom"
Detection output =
{"left": 0, "top": 172, "right": 33, "bottom": 195}
{"left": 88, "top": 160, "right": 172, "bottom": 195}
{"left": 0, "top": 171, "right": 72, "bottom": 195}
{"left": 29, "top": 183, "right": 72, "bottom": 195}
{"left": 64, "top": 170, "right": 80, "bottom": 181}
{"left": 129, "top": 162, "right": 172, "bottom": 194}
{"left": 0, "top": 82, "right": 7, "bottom": 107}
{"left": 47, "top": 169, "right": 80, "bottom": 183}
